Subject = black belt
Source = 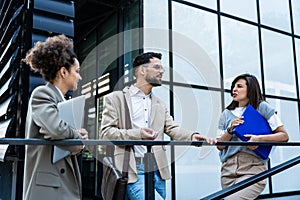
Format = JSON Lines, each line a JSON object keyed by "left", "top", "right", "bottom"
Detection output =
{"left": 135, "top": 157, "right": 144, "bottom": 164}
{"left": 135, "top": 157, "right": 159, "bottom": 170}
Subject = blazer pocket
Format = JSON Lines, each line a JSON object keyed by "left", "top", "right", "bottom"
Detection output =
{"left": 36, "top": 171, "right": 61, "bottom": 188}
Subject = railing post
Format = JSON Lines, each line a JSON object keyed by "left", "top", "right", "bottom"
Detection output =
{"left": 144, "top": 145, "right": 155, "bottom": 200}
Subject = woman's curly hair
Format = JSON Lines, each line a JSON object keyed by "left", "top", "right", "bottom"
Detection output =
{"left": 23, "top": 34, "right": 76, "bottom": 82}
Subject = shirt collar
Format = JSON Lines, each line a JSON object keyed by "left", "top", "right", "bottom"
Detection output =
{"left": 54, "top": 85, "right": 66, "bottom": 101}
{"left": 129, "top": 84, "right": 152, "bottom": 98}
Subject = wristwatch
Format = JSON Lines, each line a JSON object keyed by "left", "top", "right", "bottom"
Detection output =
{"left": 227, "top": 127, "right": 233, "bottom": 135}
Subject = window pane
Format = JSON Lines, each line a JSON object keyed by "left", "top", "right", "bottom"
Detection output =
{"left": 261, "top": 29, "right": 296, "bottom": 98}
{"left": 186, "top": 0, "right": 216, "bottom": 10}
{"left": 221, "top": 17, "right": 261, "bottom": 89}
{"left": 220, "top": 0, "right": 257, "bottom": 22}
{"left": 123, "top": 1, "right": 140, "bottom": 82}
{"left": 152, "top": 84, "right": 170, "bottom": 113}
{"left": 267, "top": 98, "right": 300, "bottom": 193}
{"left": 259, "top": 0, "right": 291, "bottom": 32}
{"left": 144, "top": 0, "right": 170, "bottom": 81}
{"left": 97, "top": 14, "right": 118, "bottom": 76}
{"left": 144, "top": 0, "right": 168, "bottom": 29}
{"left": 76, "top": 32, "right": 97, "bottom": 141}
{"left": 292, "top": 0, "right": 300, "bottom": 36}
{"left": 79, "top": 31, "right": 97, "bottom": 95}
{"left": 172, "top": 2, "right": 220, "bottom": 87}
{"left": 296, "top": 39, "right": 300, "bottom": 93}
{"left": 173, "top": 86, "right": 222, "bottom": 198}
{"left": 224, "top": 92, "right": 233, "bottom": 107}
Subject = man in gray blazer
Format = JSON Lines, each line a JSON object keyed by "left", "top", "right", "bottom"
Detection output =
{"left": 100, "top": 52, "right": 215, "bottom": 200}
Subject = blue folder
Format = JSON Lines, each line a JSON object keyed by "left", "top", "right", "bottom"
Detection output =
{"left": 232, "top": 104, "right": 273, "bottom": 159}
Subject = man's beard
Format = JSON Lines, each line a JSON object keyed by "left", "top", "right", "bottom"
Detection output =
{"left": 146, "top": 75, "right": 162, "bottom": 87}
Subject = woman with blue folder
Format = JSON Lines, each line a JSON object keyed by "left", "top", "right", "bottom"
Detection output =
{"left": 216, "top": 74, "right": 288, "bottom": 199}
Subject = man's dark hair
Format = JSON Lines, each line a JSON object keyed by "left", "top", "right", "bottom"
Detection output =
{"left": 132, "top": 52, "right": 162, "bottom": 77}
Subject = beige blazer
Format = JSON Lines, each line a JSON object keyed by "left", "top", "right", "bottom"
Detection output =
{"left": 100, "top": 85, "right": 195, "bottom": 183}
{"left": 23, "top": 83, "right": 82, "bottom": 200}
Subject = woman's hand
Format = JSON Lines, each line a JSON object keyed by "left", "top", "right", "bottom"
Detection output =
{"left": 71, "top": 128, "right": 88, "bottom": 155}
{"left": 78, "top": 128, "right": 88, "bottom": 140}
{"left": 244, "top": 134, "right": 259, "bottom": 150}
{"left": 228, "top": 116, "right": 244, "bottom": 133}
{"left": 217, "top": 116, "right": 244, "bottom": 151}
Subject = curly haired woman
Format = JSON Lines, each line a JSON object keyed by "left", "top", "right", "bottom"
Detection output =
{"left": 22, "top": 35, "right": 88, "bottom": 200}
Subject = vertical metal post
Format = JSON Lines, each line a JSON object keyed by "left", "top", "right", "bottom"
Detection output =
{"left": 144, "top": 145, "right": 155, "bottom": 200}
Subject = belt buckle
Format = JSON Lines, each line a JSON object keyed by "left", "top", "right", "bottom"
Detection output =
{"left": 135, "top": 157, "right": 143, "bottom": 164}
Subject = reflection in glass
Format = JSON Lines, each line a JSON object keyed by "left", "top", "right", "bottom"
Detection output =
{"left": 292, "top": 0, "right": 300, "bottom": 36}
{"left": 144, "top": 0, "right": 170, "bottom": 81}
{"left": 78, "top": 31, "right": 97, "bottom": 100}
{"left": 186, "top": 0, "right": 216, "bottom": 10}
{"left": 220, "top": 0, "right": 257, "bottom": 22}
{"left": 97, "top": 34, "right": 117, "bottom": 73}
{"left": 259, "top": 0, "right": 291, "bottom": 32}
{"left": 266, "top": 98, "right": 300, "bottom": 193}
{"left": 124, "top": 2, "right": 140, "bottom": 83}
{"left": 261, "top": 29, "right": 296, "bottom": 98}
{"left": 144, "top": 0, "right": 168, "bottom": 29}
{"left": 152, "top": 84, "right": 170, "bottom": 117}
{"left": 172, "top": 2, "right": 219, "bottom": 87}
{"left": 296, "top": 39, "right": 300, "bottom": 93}
{"left": 97, "top": 13, "right": 118, "bottom": 77}
{"left": 221, "top": 17, "right": 261, "bottom": 89}
{"left": 173, "top": 86, "right": 221, "bottom": 198}
{"left": 224, "top": 91, "right": 233, "bottom": 108}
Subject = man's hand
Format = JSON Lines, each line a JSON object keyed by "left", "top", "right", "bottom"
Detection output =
{"left": 192, "top": 133, "right": 216, "bottom": 145}
{"left": 140, "top": 128, "right": 158, "bottom": 140}
{"left": 71, "top": 145, "right": 84, "bottom": 155}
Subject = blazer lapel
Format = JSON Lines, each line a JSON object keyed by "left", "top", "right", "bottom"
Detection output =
{"left": 123, "top": 87, "right": 133, "bottom": 127}
{"left": 47, "top": 83, "right": 77, "bottom": 173}
{"left": 47, "top": 83, "right": 64, "bottom": 102}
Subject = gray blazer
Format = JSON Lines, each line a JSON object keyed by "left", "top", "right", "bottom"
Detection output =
{"left": 23, "top": 83, "right": 82, "bottom": 200}
{"left": 100, "top": 85, "right": 195, "bottom": 183}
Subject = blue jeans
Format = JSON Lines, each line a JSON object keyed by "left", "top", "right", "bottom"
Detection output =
{"left": 127, "top": 162, "right": 166, "bottom": 200}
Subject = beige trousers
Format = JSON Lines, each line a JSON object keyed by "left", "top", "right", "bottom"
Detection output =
{"left": 221, "top": 152, "right": 267, "bottom": 200}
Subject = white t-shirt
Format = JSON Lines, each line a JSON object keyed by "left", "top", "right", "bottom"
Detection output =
{"left": 218, "top": 106, "right": 283, "bottom": 138}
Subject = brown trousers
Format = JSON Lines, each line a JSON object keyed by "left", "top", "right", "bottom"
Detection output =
{"left": 221, "top": 152, "right": 267, "bottom": 200}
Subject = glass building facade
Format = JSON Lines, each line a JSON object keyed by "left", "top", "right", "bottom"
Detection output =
{"left": 74, "top": 0, "right": 300, "bottom": 199}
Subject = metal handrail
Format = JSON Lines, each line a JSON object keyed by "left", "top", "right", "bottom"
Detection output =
{"left": 1, "top": 138, "right": 300, "bottom": 146}
{"left": 201, "top": 155, "right": 300, "bottom": 200}
{"left": 1, "top": 138, "right": 300, "bottom": 199}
